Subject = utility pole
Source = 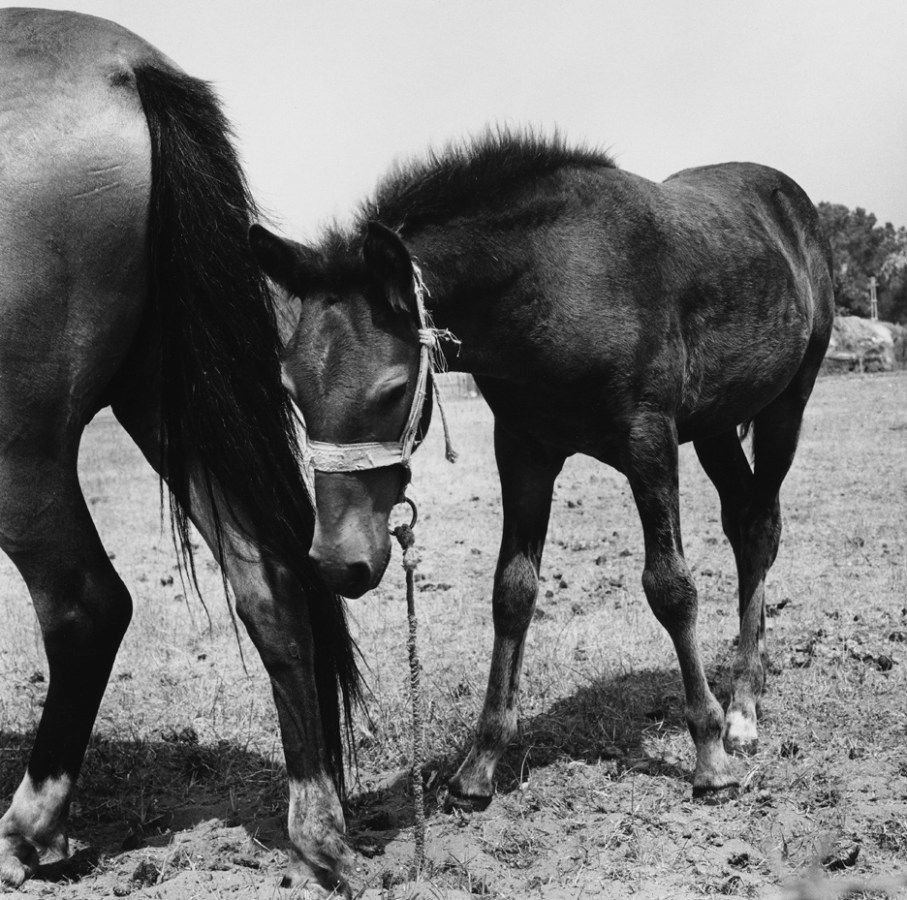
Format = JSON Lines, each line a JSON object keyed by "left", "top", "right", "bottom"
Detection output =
{"left": 869, "top": 276, "right": 878, "bottom": 320}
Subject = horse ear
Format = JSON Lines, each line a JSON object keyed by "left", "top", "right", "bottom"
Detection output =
{"left": 363, "top": 221, "right": 415, "bottom": 315}
{"left": 249, "top": 224, "right": 320, "bottom": 297}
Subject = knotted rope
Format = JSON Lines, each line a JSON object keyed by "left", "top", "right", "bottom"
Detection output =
{"left": 391, "top": 500, "right": 426, "bottom": 876}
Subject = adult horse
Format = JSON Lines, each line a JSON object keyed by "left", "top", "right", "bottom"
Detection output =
{"left": 0, "top": 9, "right": 357, "bottom": 895}
{"left": 251, "top": 131, "right": 834, "bottom": 808}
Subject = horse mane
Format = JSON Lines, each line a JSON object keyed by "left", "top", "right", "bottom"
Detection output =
{"left": 361, "top": 129, "right": 616, "bottom": 234}
{"left": 315, "top": 129, "right": 616, "bottom": 265}
{"left": 134, "top": 65, "right": 359, "bottom": 787}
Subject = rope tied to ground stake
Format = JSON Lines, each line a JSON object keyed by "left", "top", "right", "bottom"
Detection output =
{"left": 392, "top": 502, "right": 426, "bottom": 877}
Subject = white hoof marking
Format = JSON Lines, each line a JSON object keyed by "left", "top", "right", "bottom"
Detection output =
{"left": 725, "top": 710, "right": 758, "bottom": 745}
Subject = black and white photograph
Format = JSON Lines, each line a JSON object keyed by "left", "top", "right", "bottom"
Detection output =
{"left": 1, "top": 2, "right": 905, "bottom": 897}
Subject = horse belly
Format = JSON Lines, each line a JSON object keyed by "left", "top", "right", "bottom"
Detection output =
{"left": 0, "top": 11, "right": 154, "bottom": 433}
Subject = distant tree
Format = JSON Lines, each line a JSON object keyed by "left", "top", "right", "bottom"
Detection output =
{"left": 877, "top": 229, "right": 907, "bottom": 324}
{"left": 816, "top": 202, "right": 904, "bottom": 318}
{"left": 881, "top": 268, "right": 907, "bottom": 325}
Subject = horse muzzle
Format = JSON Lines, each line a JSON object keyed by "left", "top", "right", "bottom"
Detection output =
{"left": 308, "top": 471, "right": 399, "bottom": 598}
{"left": 309, "top": 531, "right": 391, "bottom": 598}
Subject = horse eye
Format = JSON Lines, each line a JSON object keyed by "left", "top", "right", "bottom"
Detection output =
{"left": 380, "top": 382, "right": 408, "bottom": 408}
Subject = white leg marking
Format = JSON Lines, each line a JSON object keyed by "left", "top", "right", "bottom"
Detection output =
{"left": 725, "top": 709, "right": 758, "bottom": 745}
{"left": 2, "top": 771, "right": 72, "bottom": 842}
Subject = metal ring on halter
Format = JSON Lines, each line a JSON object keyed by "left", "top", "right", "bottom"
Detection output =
{"left": 391, "top": 495, "right": 418, "bottom": 533}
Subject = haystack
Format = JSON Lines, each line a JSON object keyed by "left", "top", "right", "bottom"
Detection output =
{"left": 824, "top": 316, "right": 897, "bottom": 372}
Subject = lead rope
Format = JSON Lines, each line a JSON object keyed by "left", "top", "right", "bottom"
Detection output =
{"left": 432, "top": 379, "right": 459, "bottom": 463}
{"left": 391, "top": 500, "right": 426, "bottom": 878}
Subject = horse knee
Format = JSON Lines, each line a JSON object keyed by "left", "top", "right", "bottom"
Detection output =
{"left": 234, "top": 579, "right": 313, "bottom": 670}
{"left": 36, "top": 565, "right": 132, "bottom": 655}
{"left": 235, "top": 589, "right": 282, "bottom": 649}
{"left": 491, "top": 554, "right": 539, "bottom": 636}
{"left": 642, "top": 561, "right": 697, "bottom": 629}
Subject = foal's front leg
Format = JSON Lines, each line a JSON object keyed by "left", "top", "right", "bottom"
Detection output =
{"left": 625, "top": 413, "right": 738, "bottom": 795}
{"left": 448, "top": 424, "right": 564, "bottom": 808}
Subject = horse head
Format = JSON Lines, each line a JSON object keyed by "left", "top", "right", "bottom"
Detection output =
{"left": 250, "top": 222, "right": 431, "bottom": 598}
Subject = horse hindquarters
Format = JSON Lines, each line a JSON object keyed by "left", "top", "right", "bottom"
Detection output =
{"left": 0, "top": 163, "right": 144, "bottom": 888}
{"left": 0, "top": 19, "right": 152, "bottom": 879}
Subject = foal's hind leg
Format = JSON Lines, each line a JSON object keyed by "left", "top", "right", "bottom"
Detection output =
{"left": 694, "top": 430, "right": 764, "bottom": 753}
{"left": 447, "top": 423, "right": 564, "bottom": 808}
{"left": 625, "top": 413, "right": 738, "bottom": 795}
{"left": 696, "top": 388, "right": 808, "bottom": 754}
{"left": 0, "top": 451, "right": 132, "bottom": 887}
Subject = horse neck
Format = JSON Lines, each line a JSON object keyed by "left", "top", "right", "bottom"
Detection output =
{"left": 408, "top": 230, "right": 526, "bottom": 377}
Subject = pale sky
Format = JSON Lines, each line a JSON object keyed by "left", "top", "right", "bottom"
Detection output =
{"left": 12, "top": 0, "right": 907, "bottom": 237}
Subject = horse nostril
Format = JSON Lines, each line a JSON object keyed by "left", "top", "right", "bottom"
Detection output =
{"left": 347, "top": 561, "right": 373, "bottom": 594}
{"left": 308, "top": 549, "right": 374, "bottom": 599}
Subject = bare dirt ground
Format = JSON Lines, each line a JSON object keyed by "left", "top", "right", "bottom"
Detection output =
{"left": 1, "top": 372, "right": 906, "bottom": 899}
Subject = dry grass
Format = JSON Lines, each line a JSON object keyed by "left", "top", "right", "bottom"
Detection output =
{"left": 0, "top": 372, "right": 906, "bottom": 898}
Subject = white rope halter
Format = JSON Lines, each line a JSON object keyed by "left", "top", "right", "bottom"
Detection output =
{"left": 307, "top": 262, "right": 458, "bottom": 474}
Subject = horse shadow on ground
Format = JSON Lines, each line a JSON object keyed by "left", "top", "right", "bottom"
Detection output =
{"left": 0, "top": 659, "right": 732, "bottom": 881}
{"left": 346, "top": 659, "right": 734, "bottom": 859}
{"left": 0, "top": 728, "right": 296, "bottom": 883}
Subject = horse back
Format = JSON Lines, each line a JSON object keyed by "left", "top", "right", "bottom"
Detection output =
{"left": 464, "top": 161, "right": 834, "bottom": 454}
{"left": 0, "top": 9, "right": 168, "bottom": 431}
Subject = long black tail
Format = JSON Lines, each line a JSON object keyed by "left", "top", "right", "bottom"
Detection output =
{"left": 133, "top": 64, "right": 359, "bottom": 786}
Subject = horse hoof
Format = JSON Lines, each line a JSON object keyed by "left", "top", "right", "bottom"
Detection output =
{"left": 0, "top": 836, "right": 38, "bottom": 888}
{"left": 692, "top": 783, "right": 740, "bottom": 804}
{"left": 0, "top": 859, "right": 28, "bottom": 889}
{"left": 442, "top": 785, "right": 493, "bottom": 814}
{"left": 280, "top": 847, "right": 351, "bottom": 900}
